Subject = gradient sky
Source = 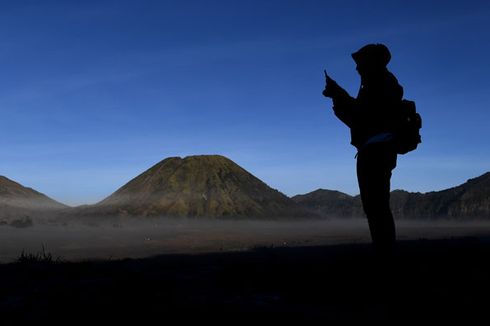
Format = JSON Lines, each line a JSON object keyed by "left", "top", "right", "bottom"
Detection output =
{"left": 1, "top": 0, "right": 489, "bottom": 206}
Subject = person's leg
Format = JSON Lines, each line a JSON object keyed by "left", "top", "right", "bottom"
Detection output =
{"left": 357, "top": 143, "right": 397, "bottom": 249}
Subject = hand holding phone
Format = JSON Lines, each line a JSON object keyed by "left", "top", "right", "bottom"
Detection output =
{"left": 324, "top": 69, "right": 330, "bottom": 82}
{"left": 323, "top": 69, "right": 335, "bottom": 98}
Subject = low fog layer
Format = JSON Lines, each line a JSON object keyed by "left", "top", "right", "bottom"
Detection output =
{"left": 2, "top": 218, "right": 490, "bottom": 262}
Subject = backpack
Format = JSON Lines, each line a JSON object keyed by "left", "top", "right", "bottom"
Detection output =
{"left": 394, "top": 99, "right": 422, "bottom": 154}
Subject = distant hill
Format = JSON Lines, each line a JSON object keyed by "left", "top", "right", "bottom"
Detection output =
{"left": 0, "top": 176, "right": 67, "bottom": 225}
{"left": 390, "top": 172, "right": 490, "bottom": 219}
{"left": 292, "top": 189, "right": 362, "bottom": 218}
{"left": 75, "top": 155, "right": 316, "bottom": 219}
{"left": 293, "top": 172, "right": 490, "bottom": 220}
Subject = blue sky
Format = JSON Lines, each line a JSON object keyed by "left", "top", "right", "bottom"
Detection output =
{"left": 1, "top": 0, "right": 489, "bottom": 206}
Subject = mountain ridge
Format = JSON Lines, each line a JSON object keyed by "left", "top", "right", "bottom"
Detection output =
{"left": 0, "top": 175, "right": 67, "bottom": 224}
{"left": 293, "top": 172, "right": 490, "bottom": 219}
{"left": 2, "top": 160, "right": 489, "bottom": 220}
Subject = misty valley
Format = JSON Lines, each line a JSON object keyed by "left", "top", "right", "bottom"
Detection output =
{"left": 2, "top": 218, "right": 490, "bottom": 263}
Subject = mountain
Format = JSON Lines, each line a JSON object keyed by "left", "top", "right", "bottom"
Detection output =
{"left": 0, "top": 176, "right": 67, "bottom": 225}
{"left": 5, "top": 157, "right": 487, "bottom": 221}
{"left": 390, "top": 172, "right": 490, "bottom": 219}
{"left": 76, "top": 155, "right": 316, "bottom": 219}
{"left": 292, "top": 189, "right": 362, "bottom": 218}
{"left": 293, "top": 172, "right": 490, "bottom": 220}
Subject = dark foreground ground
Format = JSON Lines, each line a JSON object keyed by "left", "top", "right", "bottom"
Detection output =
{"left": 1, "top": 237, "right": 489, "bottom": 323}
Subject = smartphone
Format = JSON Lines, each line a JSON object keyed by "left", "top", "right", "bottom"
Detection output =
{"left": 324, "top": 69, "right": 330, "bottom": 81}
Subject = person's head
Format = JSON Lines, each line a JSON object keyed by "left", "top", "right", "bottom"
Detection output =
{"left": 352, "top": 43, "right": 391, "bottom": 81}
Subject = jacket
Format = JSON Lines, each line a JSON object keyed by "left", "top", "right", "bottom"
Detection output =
{"left": 331, "top": 69, "right": 403, "bottom": 149}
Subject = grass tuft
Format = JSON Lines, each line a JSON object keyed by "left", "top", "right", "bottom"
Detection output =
{"left": 17, "top": 244, "right": 62, "bottom": 264}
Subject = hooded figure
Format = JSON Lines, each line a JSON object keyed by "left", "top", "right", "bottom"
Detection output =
{"left": 323, "top": 44, "right": 403, "bottom": 250}
{"left": 327, "top": 44, "right": 403, "bottom": 149}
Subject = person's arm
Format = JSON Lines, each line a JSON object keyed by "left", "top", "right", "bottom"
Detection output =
{"left": 323, "top": 76, "right": 357, "bottom": 128}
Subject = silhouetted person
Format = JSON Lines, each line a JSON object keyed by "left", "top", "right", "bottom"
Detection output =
{"left": 323, "top": 44, "right": 403, "bottom": 251}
